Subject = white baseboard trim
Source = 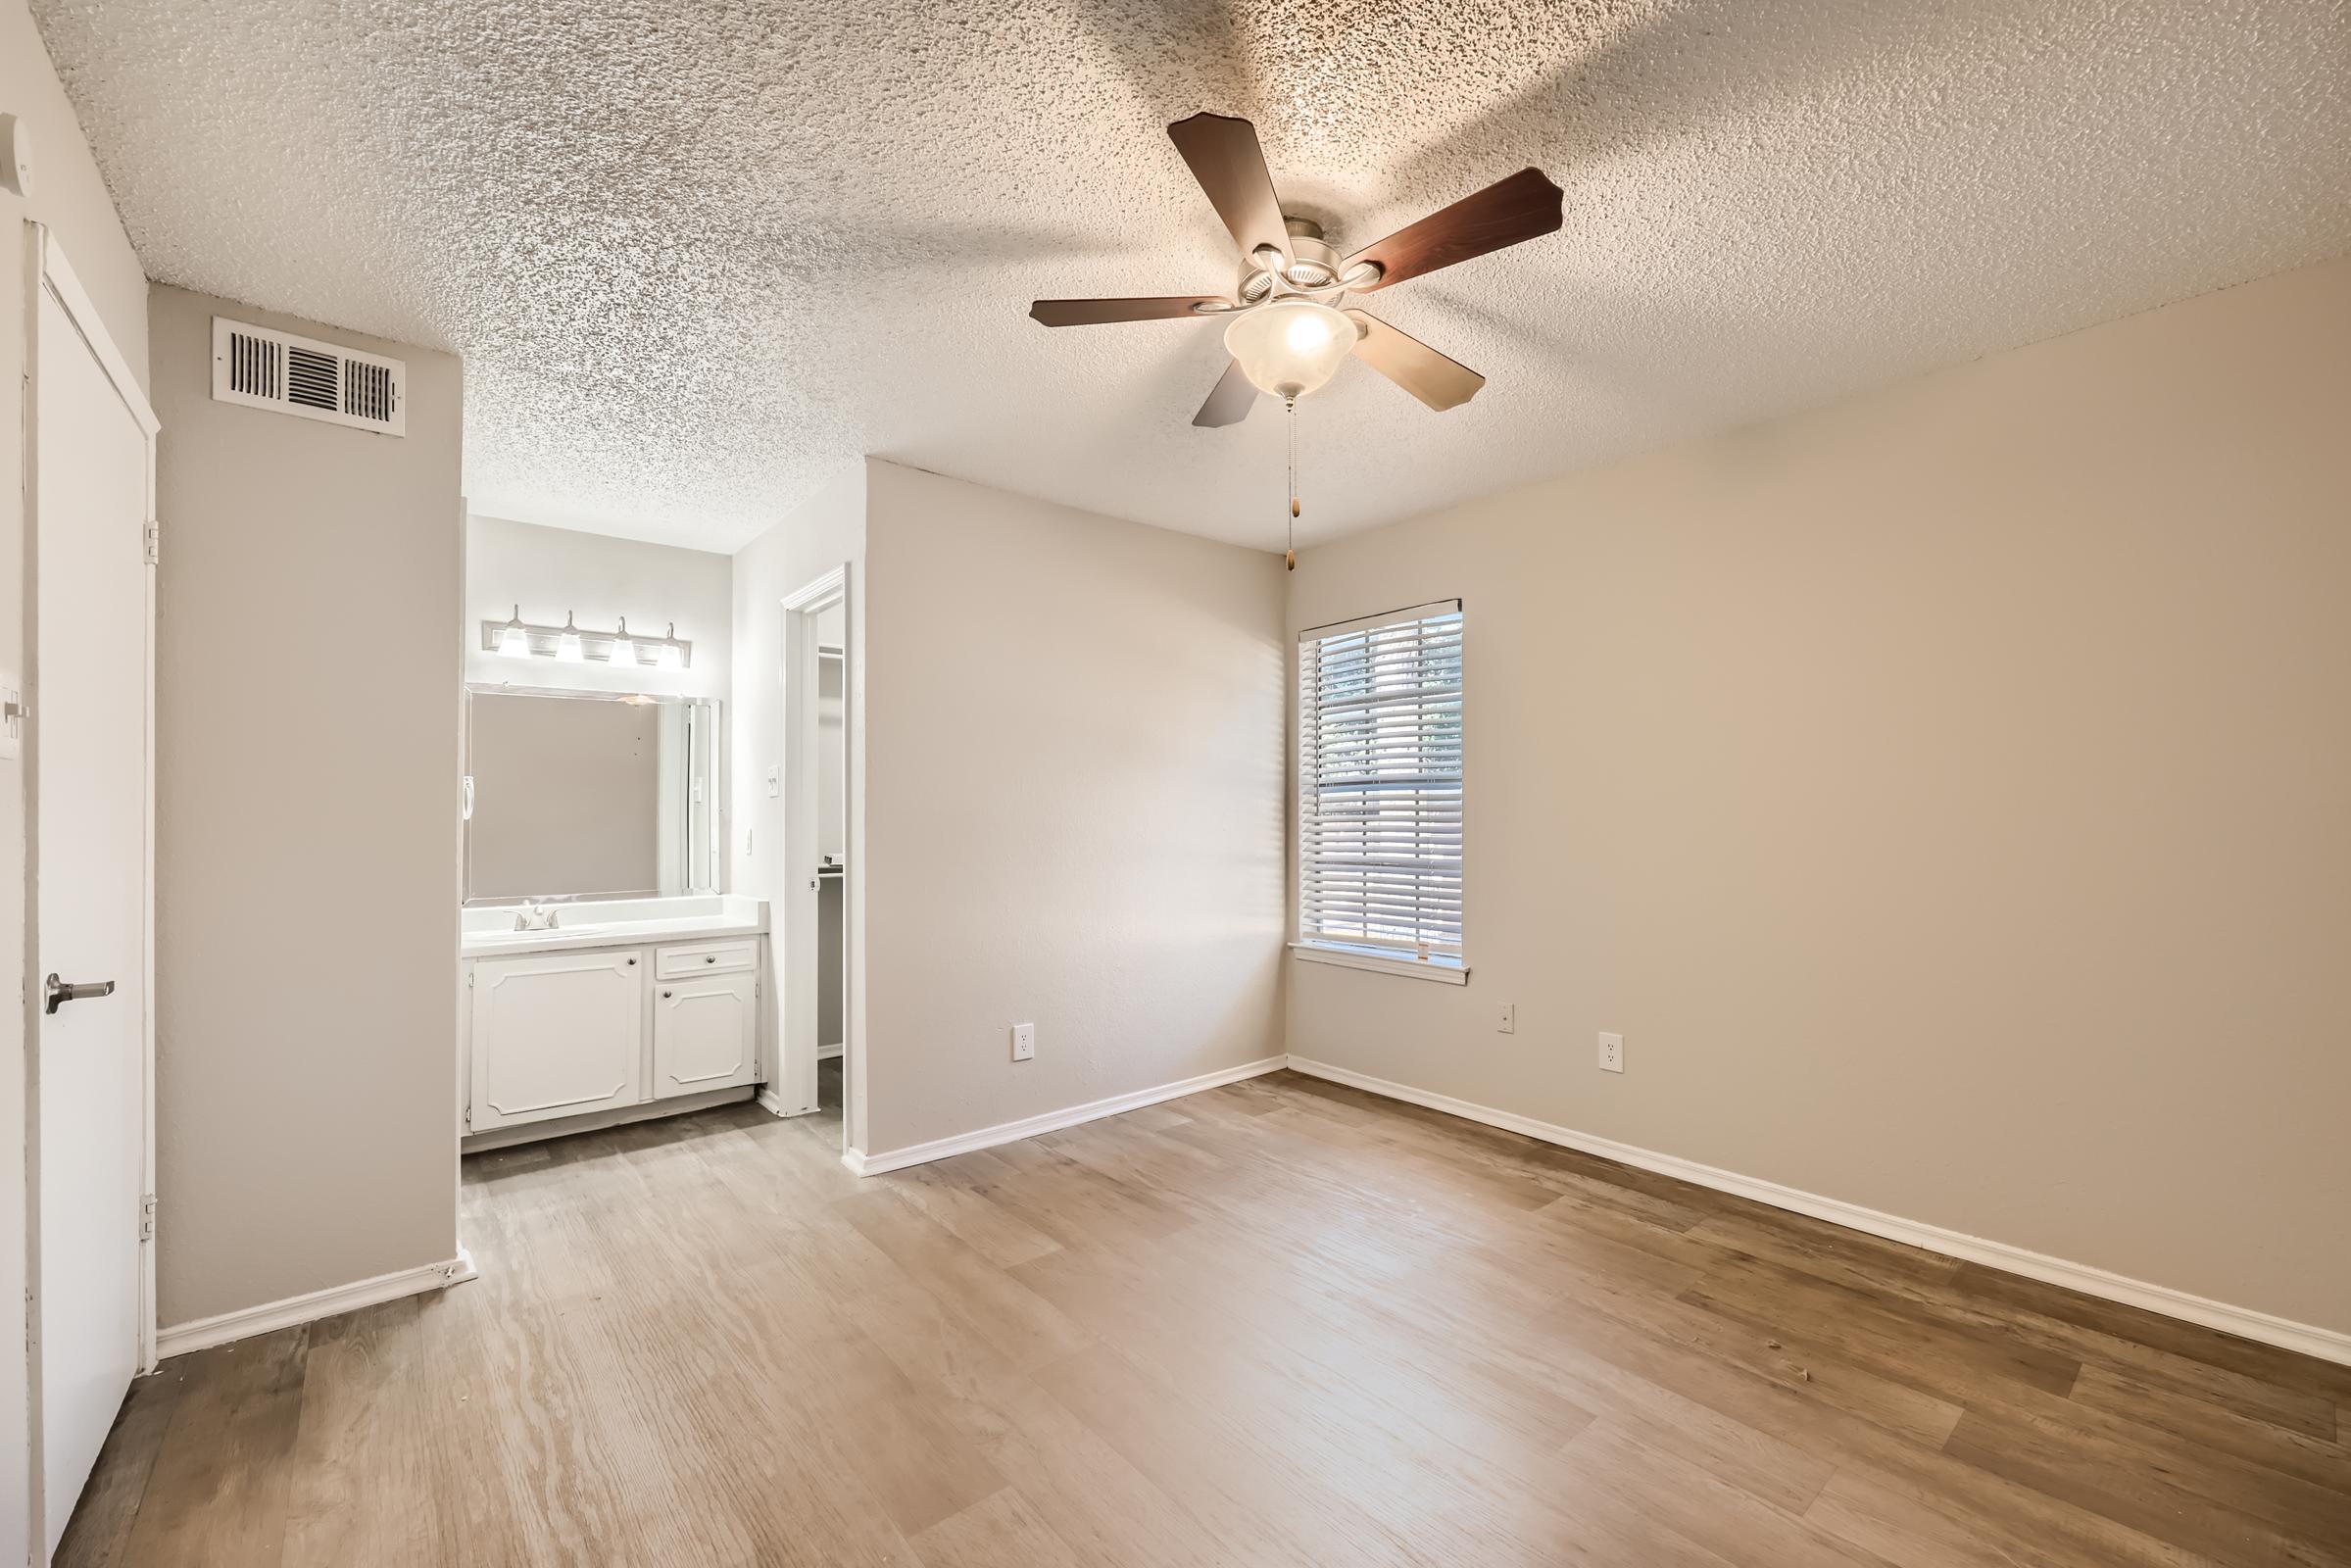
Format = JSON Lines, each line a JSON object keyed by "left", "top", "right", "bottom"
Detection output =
{"left": 157, "top": 1249, "right": 478, "bottom": 1361}
{"left": 1283, "top": 1055, "right": 2351, "bottom": 1369}
{"left": 844, "top": 1055, "right": 1289, "bottom": 1177}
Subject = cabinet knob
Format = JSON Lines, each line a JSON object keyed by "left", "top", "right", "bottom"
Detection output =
{"left": 705, "top": 955, "right": 716, "bottom": 964}
{"left": 662, "top": 990, "right": 673, "bottom": 999}
{"left": 626, "top": 956, "right": 637, "bottom": 966}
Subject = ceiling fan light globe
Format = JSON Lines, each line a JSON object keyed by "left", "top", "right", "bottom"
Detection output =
{"left": 1224, "top": 299, "right": 1353, "bottom": 400}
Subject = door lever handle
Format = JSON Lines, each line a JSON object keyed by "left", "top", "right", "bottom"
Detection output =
{"left": 45, "top": 974, "right": 116, "bottom": 1015}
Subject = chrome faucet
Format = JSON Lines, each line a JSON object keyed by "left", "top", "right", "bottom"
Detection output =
{"left": 514, "top": 901, "right": 561, "bottom": 932}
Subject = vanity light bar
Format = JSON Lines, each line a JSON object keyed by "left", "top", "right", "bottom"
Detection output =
{"left": 479, "top": 607, "right": 692, "bottom": 670}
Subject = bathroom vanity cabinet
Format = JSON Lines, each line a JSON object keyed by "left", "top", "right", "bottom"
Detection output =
{"left": 461, "top": 898, "right": 770, "bottom": 1147}
{"left": 467, "top": 948, "right": 648, "bottom": 1130}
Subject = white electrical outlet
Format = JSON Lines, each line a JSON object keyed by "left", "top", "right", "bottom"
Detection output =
{"left": 1010, "top": 1021, "right": 1036, "bottom": 1061}
{"left": 1598, "top": 1032, "right": 1624, "bottom": 1073}
{"left": 1496, "top": 1003, "right": 1515, "bottom": 1035}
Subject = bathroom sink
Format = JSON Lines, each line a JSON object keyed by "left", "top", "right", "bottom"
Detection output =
{"left": 459, "top": 895, "right": 767, "bottom": 956}
{"left": 465, "top": 920, "right": 597, "bottom": 946}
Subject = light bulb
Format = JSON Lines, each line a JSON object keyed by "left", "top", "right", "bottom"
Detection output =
{"left": 497, "top": 605, "right": 529, "bottom": 658}
{"left": 1285, "top": 312, "right": 1333, "bottom": 352}
{"left": 1223, "top": 299, "right": 1354, "bottom": 400}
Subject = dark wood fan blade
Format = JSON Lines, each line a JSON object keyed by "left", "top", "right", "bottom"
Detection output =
{"left": 1029, "top": 296, "right": 1227, "bottom": 327}
{"left": 1192, "top": 360, "right": 1258, "bottom": 427}
{"left": 1166, "top": 113, "right": 1290, "bottom": 263}
{"left": 1340, "top": 168, "right": 1562, "bottom": 291}
{"left": 1345, "top": 310, "right": 1486, "bottom": 411}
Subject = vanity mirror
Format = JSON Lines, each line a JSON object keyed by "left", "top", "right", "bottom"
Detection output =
{"left": 463, "top": 685, "right": 720, "bottom": 904}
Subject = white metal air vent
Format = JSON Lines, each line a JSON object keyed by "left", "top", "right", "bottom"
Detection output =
{"left": 210, "top": 317, "right": 406, "bottom": 436}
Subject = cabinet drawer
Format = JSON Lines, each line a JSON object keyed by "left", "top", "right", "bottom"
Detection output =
{"left": 657, "top": 940, "right": 756, "bottom": 978}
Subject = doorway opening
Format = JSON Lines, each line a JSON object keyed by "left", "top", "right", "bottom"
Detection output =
{"left": 767, "top": 567, "right": 854, "bottom": 1157}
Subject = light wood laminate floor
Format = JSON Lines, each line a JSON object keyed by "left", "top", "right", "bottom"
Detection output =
{"left": 59, "top": 1067, "right": 2351, "bottom": 1567}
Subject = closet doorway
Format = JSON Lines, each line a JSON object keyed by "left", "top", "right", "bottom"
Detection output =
{"left": 769, "top": 567, "right": 854, "bottom": 1152}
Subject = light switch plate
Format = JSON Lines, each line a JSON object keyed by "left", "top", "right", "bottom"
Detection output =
{"left": 0, "top": 116, "right": 31, "bottom": 200}
{"left": 0, "top": 673, "right": 23, "bottom": 761}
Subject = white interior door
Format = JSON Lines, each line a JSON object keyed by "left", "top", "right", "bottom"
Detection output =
{"left": 31, "top": 242, "right": 157, "bottom": 1556}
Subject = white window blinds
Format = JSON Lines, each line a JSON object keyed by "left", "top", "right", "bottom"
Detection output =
{"left": 1298, "top": 600, "right": 1463, "bottom": 964}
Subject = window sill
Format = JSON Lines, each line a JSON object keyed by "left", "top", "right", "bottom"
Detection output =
{"left": 1290, "top": 943, "right": 1469, "bottom": 985}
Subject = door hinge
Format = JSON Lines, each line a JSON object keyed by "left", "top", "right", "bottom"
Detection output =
{"left": 138, "top": 1193, "right": 156, "bottom": 1241}
{"left": 142, "top": 521, "right": 161, "bottom": 565}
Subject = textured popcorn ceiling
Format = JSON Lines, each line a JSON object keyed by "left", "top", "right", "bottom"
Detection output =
{"left": 32, "top": 0, "right": 2351, "bottom": 552}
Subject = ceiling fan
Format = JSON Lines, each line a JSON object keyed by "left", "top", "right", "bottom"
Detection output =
{"left": 1029, "top": 113, "right": 1563, "bottom": 426}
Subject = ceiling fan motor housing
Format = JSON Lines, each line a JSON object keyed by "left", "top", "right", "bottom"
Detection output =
{"left": 1249, "top": 217, "right": 1342, "bottom": 293}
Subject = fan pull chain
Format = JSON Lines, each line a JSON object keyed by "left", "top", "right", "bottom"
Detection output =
{"left": 1284, "top": 397, "right": 1299, "bottom": 572}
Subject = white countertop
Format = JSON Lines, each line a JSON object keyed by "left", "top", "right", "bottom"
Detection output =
{"left": 461, "top": 895, "right": 767, "bottom": 958}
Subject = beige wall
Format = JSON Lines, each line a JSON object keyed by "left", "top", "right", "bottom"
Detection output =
{"left": 862, "top": 463, "right": 1288, "bottom": 1155}
{"left": 1287, "top": 254, "right": 2351, "bottom": 1336}
{"left": 1, "top": 3, "right": 149, "bottom": 1552}
{"left": 731, "top": 465, "right": 865, "bottom": 1142}
{"left": 150, "top": 283, "right": 465, "bottom": 1328}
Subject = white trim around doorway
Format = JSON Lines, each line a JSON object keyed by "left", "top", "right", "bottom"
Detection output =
{"left": 766, "top": 566, "right": 857, "bottom": 1162}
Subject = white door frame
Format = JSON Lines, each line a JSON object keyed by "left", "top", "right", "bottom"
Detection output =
{"left": 20, "top": 224, "right": 161, "bottom": 1547}
{"left": 766, "top": 566, "right": 850, "bottom": 1142}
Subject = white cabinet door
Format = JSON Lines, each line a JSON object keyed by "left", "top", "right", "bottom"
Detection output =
{"left": 653, "top": 972, "right": 759, "bottom": 1098}
{"left": 470, "top": 951, "right": 646, "bottom": 1130}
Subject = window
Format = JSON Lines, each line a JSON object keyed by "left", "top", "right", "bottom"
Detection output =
{"left": 1296, "top": 600, "right": 1465, "bottom": 981}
